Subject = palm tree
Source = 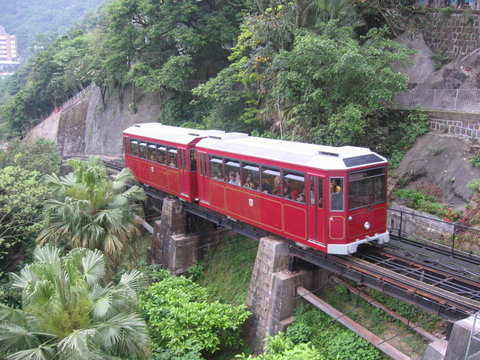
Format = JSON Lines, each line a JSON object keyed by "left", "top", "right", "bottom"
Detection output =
{"left": 36, "top": 157, "right": 146, "bottom": 270}
{"left": 0, "top": 245, "right": 149, "bottom": 359}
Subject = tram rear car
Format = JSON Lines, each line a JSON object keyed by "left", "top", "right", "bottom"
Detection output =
{"left": 196, "top": 134, "right": 389, "bottom": 254}
{"left": 123, "top": 123, "right": 223, "bottom": 201}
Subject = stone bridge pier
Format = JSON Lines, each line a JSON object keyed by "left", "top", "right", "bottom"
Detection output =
{"left": 149, "top": 197, "right": 229, "bottom": 274}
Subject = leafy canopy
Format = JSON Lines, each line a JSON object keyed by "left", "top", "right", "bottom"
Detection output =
{"left": 0, "top": 166, "right": 50, "bottom": 280}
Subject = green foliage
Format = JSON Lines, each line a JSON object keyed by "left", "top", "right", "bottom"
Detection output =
{"left": 236, "top": 333, "right": 322, "bottom": 360}
{"left": 140, "top": 270, "right": 250, "bottom": 357}
{"left": 1, "top": 138, "right": 61, "bottom": 174}
{"left": 385, "top": 110, "right": 429, "bottom": 168}
{"left": 396, "top": 189, "right": 462, "bottom": 222}
{"left": 197, "top": 17, "right": 411, "bottom": 144}
{"left": 0, "top": 166, "right": 50, "bottom": 280}
{"left": 467, "top": 179, "right": 480, "bottom": 193}
{"left": 36, "top": 157, "right": 146, "bottom": 271}
{"left": 470, "top": 155, "right": 480, "bottom": 168}
{"left": 0, "top": 245, "right": 149, "bottom": 359}
{"left": 440, "top": 7, "right": 454, "bottom": 17}
{"left": 196, "top": 237, "right": 259, "bottom": 305}
{"left": 325, "top": 331, "right": 379, "bottom": 360}
{"left": 283, "top": 304, "right": 385, "bottom": 360}
{"left": 432, "top": 51, "right": 451, "bottom": 71}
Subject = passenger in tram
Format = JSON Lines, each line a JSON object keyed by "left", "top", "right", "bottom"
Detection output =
{"left": 169, "top": 157, "right": 177, "bottom": 168}
{"left": 290, "top": 190, "right": 300, "bottom": 201}
{"left": 244, "top": 173, "right": 256, "bottom": 189}
{"left": 228, "top": 171, "right": 241, "bottom": 186}
{"left": 331, "top": 179, "right": 342, "bottom": 193}
{"left": 262, "top": 178, "right": 273, "bottom": 194}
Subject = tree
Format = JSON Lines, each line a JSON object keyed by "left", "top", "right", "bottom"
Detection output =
{"left": 1, "top": 138, "right": 61, "bottom": 175}
{"left": 0, "top": 245, "right": 149, "bottom": 359}
{"left": 0, "top": 166, "right": 50, "bottom": 280}
{"left": 271, "top": 23, "right": 410, "bottom": 145}
{"left": 36, "top": 157, "right": 146, "bottom": 270}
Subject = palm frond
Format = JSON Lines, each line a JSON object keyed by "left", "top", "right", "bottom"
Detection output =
{"left": 0, "top": 305, "right": 28, "bottom": 326}
{"left": 0, "top": 323, "right": 51, "bottom": 354}
{"left": 33, "top": 246, "right": 61, "bottom": 269}
{"left": 5, "top": 345, "right": 55, "bottom": 360}
{"left": 81, "top": 250, "right": 106, "bottom": 286}
{"left": 93, "top": 313, "right": 148, "bottom": 358}
{"left": 57, "top": 328, "right": 96, "bottom": 359}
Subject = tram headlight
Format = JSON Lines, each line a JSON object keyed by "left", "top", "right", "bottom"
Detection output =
{"left": 364, "top": 222, "right": 370, "bottom": 230}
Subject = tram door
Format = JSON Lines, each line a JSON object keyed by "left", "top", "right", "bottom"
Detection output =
{"left": 178, "top": 149, "right": 188, "bottom": 196}
{"left": 198, "top": 153, "right": 209, "bottom": 203}
{"left": 307, "top": 175, "right": 325, "bottom": 245}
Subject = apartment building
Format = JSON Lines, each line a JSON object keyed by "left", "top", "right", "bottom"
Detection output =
{"left": 0, "top": 26, "right": 18, "bottom": 62}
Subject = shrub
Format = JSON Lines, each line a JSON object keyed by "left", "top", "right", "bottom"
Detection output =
{"left": 326, "top": 331, "right": 380, "bottom": 360}
{"left": 236, "top": 334, "right": 322, "bottom": 360}
{"left": 140, "top": 271, "right": 250, "bottom": 358}
{"left": 467, "top": 179, "right": 480, "bottom": 193}
{"left": 396, "top": 188, "right": 462, "bottom": 223}
{"left": 470, "top": 155, "right": 480, "bottom": 168}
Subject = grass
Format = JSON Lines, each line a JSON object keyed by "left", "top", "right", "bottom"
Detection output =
{"left": 196, "top": 235, "right": 259, "bottom": 305}
{"left": 321, "top": 284, "right": 446, "bottom": 360}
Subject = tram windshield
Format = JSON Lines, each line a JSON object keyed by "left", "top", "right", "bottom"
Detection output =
{"left": 348, "top": 167, "right": 386, "bottom": 211}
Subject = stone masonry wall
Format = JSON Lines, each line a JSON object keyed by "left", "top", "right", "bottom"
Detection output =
{"left": 420, "top": 9, "right": 480, "bottom": 60}
{"left": 427, "top": 110, "right": 480, "bottom": 140}
{"left": 430, "top": 117, "right": 480, "bottom": 139}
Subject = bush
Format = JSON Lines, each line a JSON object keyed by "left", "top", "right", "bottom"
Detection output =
{"left": 471, "top": 155, "right": 480, "bottom": 168}
{"left": 396, "top": 188, "right": 462, "bottom": 222}
{"left": 236, "top": 334, "right": 322, "bottom": 360}
{"left": 467, "top": 179, "right": 480, "bottom": 193}
{"left": 140, "top": 270, "right": 250, "bottom": 357}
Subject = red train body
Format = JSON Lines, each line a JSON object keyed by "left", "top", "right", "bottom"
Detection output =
{"left": 123, "top": 123, "right": 389, "bottom": 255}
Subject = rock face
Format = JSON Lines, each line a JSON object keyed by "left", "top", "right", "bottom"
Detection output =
{"left": 27, "top": 84, "right": 164, "bottom": 157}
{"left": 391, "top": 132, "right": 480, "bottom": 211}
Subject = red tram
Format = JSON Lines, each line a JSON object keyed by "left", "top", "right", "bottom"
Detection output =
{"left": 123, "top": 123, "right": 389, "bottom": 254}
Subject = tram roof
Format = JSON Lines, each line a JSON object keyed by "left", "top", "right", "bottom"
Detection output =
{"left": 198, "top": 135, "right": 387, "bottom": 170}
{"left": 123, "top": 123, "right": 225, "bottom": 145}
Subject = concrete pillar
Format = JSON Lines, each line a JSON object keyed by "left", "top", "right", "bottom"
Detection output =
{"left": 149, "top": 197, "right": 229, "bottom": 274}
{"left": 423, "top": 315, "right": 480, "bottom": 360}
{"left": 149, "top": 197, "right": 185, "bottom": 265}
{"left": 444, "top": 315, "right": 480, "bottom": 360}
{"left": 245, "top": 236, "right": 328, "bottom": 354}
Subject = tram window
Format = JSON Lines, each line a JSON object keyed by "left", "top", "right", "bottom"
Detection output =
{"left": 261, "top": 166, "right": 281, "bottom": 195}
{"left": 284, "top": 171, "right": 305, "bottom": 203}
{"left": 309, "top": 178, "right": 323, "bottom": 208}
{"left": 148, "top": 143, "right": 157, "bottom": 162}
{"left": 225, "top": 159, "right": 241, "bottom": 186}
{"left": 209, "top": 156, "right": 224, "bottom": 181}
{"left": 139, "top": 142, "right": 147, "bottom": 159}
{"left": 157, "top": 145, "right": 167, "bottom": 165}
{"left": 330, "top": 177, "right": 344, "bottom": 211}
{"left": 168, "top": 147, "right": 177, "bottom": 168}
{"left": 130, "top": 139, "right": 138, "bottom": 156}
{"left": 190, "top": 149, "right": 197, "bottom": 171}
{"left": 242, "top": 163, "right": 259, "bottom": 191}
{"left": 348, "top": 167, "right": 386, "bottom": 210}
